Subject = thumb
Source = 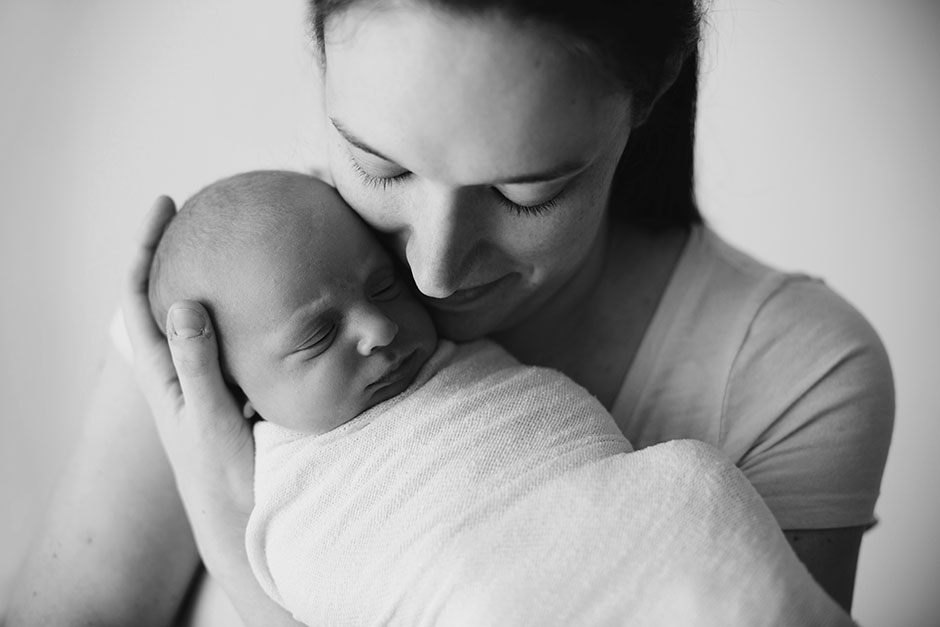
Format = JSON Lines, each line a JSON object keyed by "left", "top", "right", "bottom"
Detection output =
{"left": 166, "top": 301, "right": 239, "bottom": 422}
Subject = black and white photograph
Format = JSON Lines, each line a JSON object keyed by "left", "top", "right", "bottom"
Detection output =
{"left": 1, "top": 1, "right": 938, "bottom": 625}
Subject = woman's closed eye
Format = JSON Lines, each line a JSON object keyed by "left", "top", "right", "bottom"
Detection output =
{"left": 348, "top": 149, "right": 566, "bottom": 217}
{"left": 347, "top": 150, "right": 410, "bottom": 191}
{"left": 492, "top": 182, "right": 566, "bottom": 217}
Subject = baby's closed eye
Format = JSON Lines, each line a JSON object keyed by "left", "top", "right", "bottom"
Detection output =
{"left": 295, "top": 321, "right": 337, "bottom": 358}
{"left": 369, "top": 271, "right": 402, "bottom": 301}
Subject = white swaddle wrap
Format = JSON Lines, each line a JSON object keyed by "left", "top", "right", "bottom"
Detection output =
{"left": 246, "top": 340, "right": 852, "bottom": 626}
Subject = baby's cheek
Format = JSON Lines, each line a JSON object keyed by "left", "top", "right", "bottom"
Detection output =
{"left": 311, "top": 360, "right": 365, "bottom": 430}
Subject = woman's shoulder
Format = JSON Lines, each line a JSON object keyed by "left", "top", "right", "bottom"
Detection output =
{"left": 676, "top": 224, "right": 894, "bottom": 438}
{"left": 614, "top": 225, "right": 807, "bottom": 440}
{"left": 616, "top": 225, "right": 894, "bottom": 527}
{"left": 686, "top": 227, "right": 894, "bottom": 527}
{"left": 732, "top": 270, "right": 891, "bottom": 382}
{"left": 662, "top": 225, "right": 889, "bottom": 365}
{"left": 721, "top": 263, "right": 894, "bottom": 526}
{"left": 692, "top": 226, "right": 889, "bottom": 363}
{"left": 686, "top": 226, "right": 894, "bottom": 429}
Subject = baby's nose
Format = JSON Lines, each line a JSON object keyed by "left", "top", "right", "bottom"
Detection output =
{"left": 355, "top": 306, "right": 399, "bottom": 355}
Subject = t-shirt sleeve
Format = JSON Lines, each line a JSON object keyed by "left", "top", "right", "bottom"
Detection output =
{"left": 721, "top": 278, "right": 894, "bottom": 530}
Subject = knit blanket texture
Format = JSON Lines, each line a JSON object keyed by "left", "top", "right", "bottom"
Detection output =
{"left": 246, "top": 340, "right": 852, "bottom": 626}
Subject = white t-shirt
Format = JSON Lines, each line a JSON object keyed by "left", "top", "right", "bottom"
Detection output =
{"left": 609, "top": 224, "right": 894, "bottom": 530}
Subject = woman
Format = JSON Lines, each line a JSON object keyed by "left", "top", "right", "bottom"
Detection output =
{"left": 8, "top": 0, "right": 893, "bottom": 624}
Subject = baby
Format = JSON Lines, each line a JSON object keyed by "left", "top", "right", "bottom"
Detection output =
{"left": 149, "top": 169, "right": 438, "bottom": 434}
{"left": 149, "top": 171, "right": 851, "bottom": 627}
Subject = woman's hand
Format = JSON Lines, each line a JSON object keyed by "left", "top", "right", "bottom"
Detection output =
{"left": 110, "top": 197, "right": 301, "bottom": 626}
{"left": 121, "top": 196, "right": 255, "bottom": 578}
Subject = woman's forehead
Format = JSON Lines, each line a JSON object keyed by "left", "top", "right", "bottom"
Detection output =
{"left": 323, "top": 2, "right": 631, "bottom": 184}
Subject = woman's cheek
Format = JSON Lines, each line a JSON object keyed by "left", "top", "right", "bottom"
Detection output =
{"left": 356, "top": 194, "right": 406, "bottom": 235}
{"left": 534, "top": 191, "right": 606, "bottom": 268}
{"left": 325, "top": 140, "right": 378, "bottom": 220}
{"left": 333, "top": 173, "right": 410, "bottom": 238}
{"left": 329, "top": 166, "right": 391, "bottom": 231}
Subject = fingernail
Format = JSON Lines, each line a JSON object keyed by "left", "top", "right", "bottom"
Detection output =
{"left": 169, "top": 307, "right": 206, "bottom": 338}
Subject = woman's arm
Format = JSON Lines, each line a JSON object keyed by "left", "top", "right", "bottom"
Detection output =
{"left": 7, "top": 343, "right": 302, "bottom": 627}
{"left": 8, "top": 198, "right": 303, "bottom": 627}
{"left": 6, "top": 344, "right": 200, "bottom": 626}
{"left": 783, "top": 526, "right": 864, "bottom": 612}
{"left": 727, "top": 278, "right": 894, "bottom": 613}
{"left": 120, "top": 198, "right": 304, "bottom": 627}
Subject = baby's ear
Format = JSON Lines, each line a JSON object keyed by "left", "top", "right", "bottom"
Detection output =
{"left": 242, "top": 399, "right": 257, "bottom": 420}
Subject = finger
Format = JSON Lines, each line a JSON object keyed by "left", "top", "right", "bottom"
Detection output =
{"left": 121, "top": 196, "right": 182, "bottom": 406}
{"left": 165, "top": 301, "right": 241, "bottom": 430}
{"left": 123, "top": 196, "right": 177, "bottom": 350}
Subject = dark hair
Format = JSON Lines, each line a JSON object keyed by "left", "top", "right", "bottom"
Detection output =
{"left": 309, "top": 0, "right": 704, "bottom": 231}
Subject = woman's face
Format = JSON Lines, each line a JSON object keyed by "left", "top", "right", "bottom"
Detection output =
{"left": 322, "top": 3, "right": 634, "bottom": 340}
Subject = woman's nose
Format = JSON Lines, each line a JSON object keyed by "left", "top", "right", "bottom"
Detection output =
{"left": 352, "top": 304, "right": 399, "bottom": 356}
{"left": 405, "top": 187, "right": 478, "bottom": 298}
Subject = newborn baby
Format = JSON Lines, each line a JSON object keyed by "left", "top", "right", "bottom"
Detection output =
{"left": 149, "top": 171, "right": 852, "bottom": 627}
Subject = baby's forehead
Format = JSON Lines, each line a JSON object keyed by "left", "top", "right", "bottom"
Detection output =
{"left": 210, "top": 183, "right": 341, "bottom": 251}
{"left": 238, "top": 202, "right": 372, "bottom": 275}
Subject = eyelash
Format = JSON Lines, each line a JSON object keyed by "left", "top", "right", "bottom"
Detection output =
{"left": 492, "top": 191, "right": 561, "bottom": 217}
{"left": 296, "top": 271, "right": 399, "bottom": 358}
{"left": 372, "top": 277, "right": 401, "bottom": 301}
{"left": 298, "top": 323, "right": 337, "bottom": 357}
{"left": 347, "top": 153, "right": 409, "bottom": 191}
{"left": 347, "top": 152, "right": 562, "bottom": 217}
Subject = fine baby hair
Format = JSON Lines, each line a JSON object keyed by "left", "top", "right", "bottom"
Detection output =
{"left": 148, "top": 170, "right": 328, "bottom": 400}
{"left": 148, "top": 170, "right": 316, "bottom": 334}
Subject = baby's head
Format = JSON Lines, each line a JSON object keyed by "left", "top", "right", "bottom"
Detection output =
{"left": 149, "top": 170, "right": 437, "bottom": 433}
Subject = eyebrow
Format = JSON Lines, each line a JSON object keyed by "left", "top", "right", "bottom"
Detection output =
{"left": 330, "top": 117, "right": 589, "bottom": 185}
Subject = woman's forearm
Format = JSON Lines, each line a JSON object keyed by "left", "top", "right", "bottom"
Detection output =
{"left": 183, "top": 467, "right": 304, "bottom": 627}
{"left": 207, "top": 548, "right": 306, "bottom": 627}
{"left": 7, "top": 345, "right": 200, "bottom": 626}
{"left": 6, "top": 344, "right": 304, "bottom": 627}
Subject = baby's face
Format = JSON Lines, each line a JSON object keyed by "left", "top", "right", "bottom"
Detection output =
{"left": 216, "top": 184, "right": 437, "bottom": 433}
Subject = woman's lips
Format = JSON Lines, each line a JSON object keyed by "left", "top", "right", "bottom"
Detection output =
{"left": 422, "top": 274, "right": 515, "bottom": 312}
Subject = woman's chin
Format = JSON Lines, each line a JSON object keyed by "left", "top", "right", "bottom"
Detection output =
{"left": 429, "top": 297, "right": 534, "bottom": 342}
{"left": 422, "top": 274, "right": 541, "bottom": 341}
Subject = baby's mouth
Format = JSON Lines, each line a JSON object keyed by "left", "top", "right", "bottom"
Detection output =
{"left": 368, "top": 349, "right": 419, "bottom": 393}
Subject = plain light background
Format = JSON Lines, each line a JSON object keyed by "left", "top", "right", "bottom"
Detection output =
{"left": 1, "top": 1, "right": 937, "bottom": 624}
